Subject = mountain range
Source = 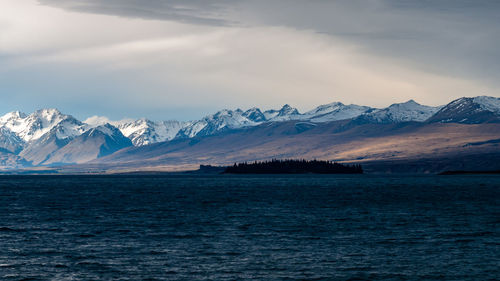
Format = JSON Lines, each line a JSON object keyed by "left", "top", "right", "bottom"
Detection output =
{"left": 0, "top": 96, "right": 499, "bottom": 173}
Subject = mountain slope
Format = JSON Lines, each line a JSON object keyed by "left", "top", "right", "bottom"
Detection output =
{"left": 19, "top": 125, "right": 74, "bottom": 165}
{"left": 0, "top": 148, "right": 31, "bottom": 170}
{"left": 43, "top": 124, "right": 133, "bottom": 164}
{"left": 89, "top": 120, "right": 500, "bottom": 173}
{"left": 428, "top": 96, "right": 500, "bottom": 124}
{"left": 0, "top": 127, "right": 24, "bottom": 154}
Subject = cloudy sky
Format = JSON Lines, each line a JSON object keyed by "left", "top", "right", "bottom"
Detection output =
{"left": 1, "top": 0, "right": 499, "bottom": 120}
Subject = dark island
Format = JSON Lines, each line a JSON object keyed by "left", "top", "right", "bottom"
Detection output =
{"left": 224, "top": 159, "right": 363, "bottom": 174}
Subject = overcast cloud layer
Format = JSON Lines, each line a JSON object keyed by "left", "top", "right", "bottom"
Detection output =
{"left": 0, "top": 0, "right": 499, "bottom": 120}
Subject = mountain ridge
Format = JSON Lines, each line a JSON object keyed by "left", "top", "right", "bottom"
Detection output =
{"left": 0, "top": 95, "right": 499, "bottom": 171}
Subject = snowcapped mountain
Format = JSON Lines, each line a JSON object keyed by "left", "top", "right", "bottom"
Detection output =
{"left": 0, "top": 111, "right": 27, "bottom": 131}
{"left": 276, "top": 104, "right": 299, "bottom": 116}
{"left": 0, "top": 110, "right": 132, "bottom": 165}
{"left": 0, "top": 109, "right": 87, "bottom": 165}
{"left": 19, "top": 125, "right": 75, "bottom": 165}
{"left": 116, "top": 119, "right": 185, "bottom": 146}
{"left": 262, "top": 103, "right": 371, "bottom": 123}
{"left": 474, "top": 96, "right": 500, "bottom": 114}
{"left": 428, "top": 96, "right": 500, "bottom": 124}
{"left": 0, "top": 109, "right": 85, "bottom": 142}
{"left": 43, "top": 124, "right": 133, "bottom": 164}
{"left": 84, "top": 116, "right": 185, "bottom": 146}
{"left": 174, "top": 102, "right": 367, "bottom": 138}
{"left": 175, "top": 104, "right": 313, "bottom": 139}
{"left": 0, "top": 98, "right": 496, "bottom": 148}
{"left": 176, "top": 109, "right": 262, "bottom": 138}
{"left": 354, "top": 100, "right": 440, "bottom": 124}
{"left": 301, "top": 102, "right": 372, "bottom": 122}
{"left": 264, "top": 104, "right": 301, "bottom": 121}
{"left": 0, "top": 96, "right": 498, "bottom": 170}
{"left": 242, "top": 108, "right": 266, "bottom": 122}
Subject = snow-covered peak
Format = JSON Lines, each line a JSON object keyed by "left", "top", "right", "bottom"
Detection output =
{"left": 176, "top": 108, "right": 264, "bottom": 138}
{"left": 304, "top": 102, "right": 344, "bottom": 116}
{"left": 427, "top": 96, "right": 500, "bottom": 124}
{"left": 358, "top": 100, "right": 440, "bottom": 123}
{"left": 116, "top": 118, "right": 152, "bottom": 136}
{"left": 438, "top": 97, "right": 475, "bottom": 115}
{"left": 0, "top": 111, "right": 27, "bottom": 123}
{"left": 0, "top": 108, "right": 84, "bottom": 141}
{"left": 302, "top": 102, "right": 372, "bottom": 122}
{"left": 0, "top": 111, "right": 28, "bottom": 141}
{"left": 87, "top": 123, "right": 117, "bottom": 136}
{"left": 116, "top": 118, "right": 185, "bottom": 146}
{"left": 53, "top": 120, "right": 86, "bottom": 140}
{"left": 210, "top": 109, "right": 243, "bottom": 120}
{"left": 204, "top": 109, "right": 258, "bottom": 128}
{"left": 32, "top": 108, "right": 63, "bottom": 122}
{"left": 83, "top": 124, "right": 123, "bottom": 138}
{"left": 242, "top": 108, "right": 266, "bottom": 122}
{"left": 473, "top": 96, "right": 500, "bottom": 114}
{"left": 277, "top": 104, "right": 299, "bottom": 116}
{"left": 445, "top": 96, "right": 500, "bottom": 115}
{"left": 83, "top": 116, "right": 186, "bottom": 146}
{"left": 267, "top": 104, "right": 301, "bottom": 121}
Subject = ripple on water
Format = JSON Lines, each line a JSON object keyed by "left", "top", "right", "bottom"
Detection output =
{"left": 0, "top": 175, "right": 498, "bottom": 281}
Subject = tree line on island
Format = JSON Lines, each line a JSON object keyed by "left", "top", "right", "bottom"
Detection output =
{"left": 223, "top": 159, "right": 363, "bottom": 174}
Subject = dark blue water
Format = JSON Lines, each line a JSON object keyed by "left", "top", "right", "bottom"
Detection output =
{"left": 0, "top": 175, "right": 499, "bottom": 280}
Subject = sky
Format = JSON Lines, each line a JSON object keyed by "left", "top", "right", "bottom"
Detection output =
{"left": 1, "top": 0, "right": 499, "bottom": 121}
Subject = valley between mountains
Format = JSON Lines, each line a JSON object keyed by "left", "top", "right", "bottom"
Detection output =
{"left": 1, "top": 96, "right": 499, "bottom": 173}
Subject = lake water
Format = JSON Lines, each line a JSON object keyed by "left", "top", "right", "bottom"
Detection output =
{"left": 0, "top": 175, "right": 499, "bottom": 280}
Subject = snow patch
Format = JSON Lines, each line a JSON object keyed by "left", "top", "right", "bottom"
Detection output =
{"left": 473, "top": 96, "right": 500, "bottom": 114}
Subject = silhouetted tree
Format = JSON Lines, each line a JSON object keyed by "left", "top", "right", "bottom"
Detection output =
{"left": 224, "top": 159, "right": 363, "bottom": 174}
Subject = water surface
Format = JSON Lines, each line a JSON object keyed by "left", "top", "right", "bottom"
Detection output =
{"left": 0, "top": 175, "right": 499, "bottom": 280}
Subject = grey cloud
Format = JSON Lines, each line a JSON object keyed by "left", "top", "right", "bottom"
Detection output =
{"left": 38, "top": 0, "right": 238, "bottom": 25}
{"left": 38, "top": 0, "right": 500, "bottom": 87}
{"left": 234, "top": 0, "right": 500, "bottom": 83}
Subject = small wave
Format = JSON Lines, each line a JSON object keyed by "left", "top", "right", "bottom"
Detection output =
{"left": 0, "top": 226, "right": 25, "bottom": 232}
{"left": 78, "top": 234, "right": 96, "bottom": 238}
